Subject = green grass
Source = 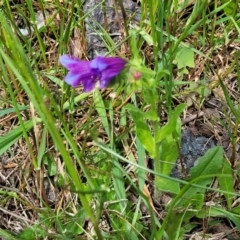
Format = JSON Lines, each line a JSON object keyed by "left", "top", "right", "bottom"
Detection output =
{"left": 0, "top": 0, "right": 240, "bottom": 239}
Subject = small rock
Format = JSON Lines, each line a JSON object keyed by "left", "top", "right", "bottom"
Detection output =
{"left": 171, "top": 129, "right": 216, "bottom": 179}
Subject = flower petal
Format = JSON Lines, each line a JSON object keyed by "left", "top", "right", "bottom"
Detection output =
{"left": 91, "top": 56, "right": 126, "bottom": 72}
{"left": 99, "top": 76, "right": 112, "bottom": 89}
{"left": 65, "top": 70, "right": 98, "bottom": 89}
{"left": 82, "top": 79, "right": 97, "bottom": 92}
{"left": 99, "top": 69, "right": 120, "bottom": 89}
{"left": 60, "top": 54, "right": 126, "bottom": 91}
{"left": 59, "top": 55, "right": 93, "bottom": 73}
{"left": 64, "top": 72, "right": 84, "bottom": 87}
{"left": 91, "top": 56, "right": 126, "bottom": 89}
{"left": 100, "top": 63, "right": 126, "bottom": 88}
{"left": 59, "top": 55, "right": 83, "bottom": 71}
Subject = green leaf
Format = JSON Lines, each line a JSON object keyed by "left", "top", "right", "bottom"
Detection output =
{"left": 143, "top": 88, "right": 159, "bottom": 111}
{"left": 126, "top": 104, "right": 155, "bottom": 158}
{"left": 37, "top": 125, "right": 47, "bottom": 169}
{"left": 0, "top": 105, "right": 29, "bottom": 117}
{"left": 189, "top": 147, "right": 223, "bottom": 180}
{"left": 160, "top": 137, "right": 179, "bottom": 175}
{"left": 166, "top": 193, "right": 204, "bottom": 239}
{"left": 197, "top": 206, "right": 226, "bottom": 218}
{"left": 125, "top": 102, "right": 158, "bottom": 121}
{"left": 43, "top": 153, "right": 57, "bottom": 176}
{"left": 165, "top": 208, "right": 187, "bottom": 240}
{"left": 63, "top": 92, "right": 91, "bottom": 110}
{"left": 18, "top": 225, "right": 47, "bottom": 239}
{"left": 175, "top": 47, "right": 195, "bottom": 70}
{"left": 139, "top": 28, "right": 153, "bottom": 46}
{"left": 160, "top": 120, "right": 181, "bottom": 175}
{"left": 132, "top": 115, "right": 155, "bottom": 158}
{"left": 177, "top": 147, "right": 223, "bottom": 207}
{"left": 157, "top": 178, "right": 180, "bottom": 194}
{"left": 156, "top": 103, "right": 186, "bottom": 142}
{"left": 0, "top": 229, "right": 18, "bottom": 240}
{"left": 156, "top": 119, "right": 182, "bottom": 194}
{"left": 124, "top": 103, "right": 145, "bottom": 116}
{"left": 93, "top": 90, "right": 110, "bottom": 138}
{"left": 130, "top": 29, "right": 142, "bottom": 61}
{"left": 212, "top": 206, "right": 240, "bottom": 231}
{"left": 65, "top": 208, "right": 86, "bottom": 236}
{"left": 165, "top": 146, "right": 223, "bottom": 239}
{"left": 221, "top": 0, "right": 237, "bottom": 16}
{"left": 181, "top": 193, "right": 205, "bottom": 221}
{"left": 136, "top": 138, "right": 146, "bottom": 190}
{"left": 44, "top": 73, "right": 64, "bottom": 88}
{"left": 232, "top": 206, "right": 240, "bottom": 214}
{"left": 217, "top": 158, "right": 234, "bottom": 209}
{"left": 0, "top": 120, "right": 34, "bottom": 156}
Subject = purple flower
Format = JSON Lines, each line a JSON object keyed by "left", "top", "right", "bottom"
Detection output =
{"left": 59, "top": 55, "right": 126, "bottom": 92}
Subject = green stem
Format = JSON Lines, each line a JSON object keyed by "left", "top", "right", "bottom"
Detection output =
{"left": 152, "top": 100, "right": 162, "bottom": 200}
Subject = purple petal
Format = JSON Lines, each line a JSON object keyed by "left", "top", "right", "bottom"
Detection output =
{"left": 60, "top": 54, "right": 126, "bottom": 91}
{"left": 82, "top": 79, "right": 97, "bottom": 92}
{"left": 91, "top": 56, "right": 126, "bottom": 72}
{"left": 90, "top": 56, "right": 107, "bottom": 71}
{"left": 60, "top": 55, "right": 97, "bottom": 89}
{"left": 64, "top": 72, "right": 84, "bottom": 87}
{"left": 65, "top": 71, "right": 97, "bottom": 91}
{"left": 65, "top": 70, "right": 98, "bottom": 89}
{"left": 99, "top": 69, "right": 120, "bottom": 89}
{"left": 59, "top": 55, "right": 84, "bottom": 71}
{"left": 59, "top": 55, "right": 93, "bottom": 75}
{"left": 65, "top": 72, "right": 97, "bottom": 91}
{"left": 91, "top": 56, "right": 126, "bottom": 89}
{"left": 99, "top": 76, "right": 112, "bottom": 89}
